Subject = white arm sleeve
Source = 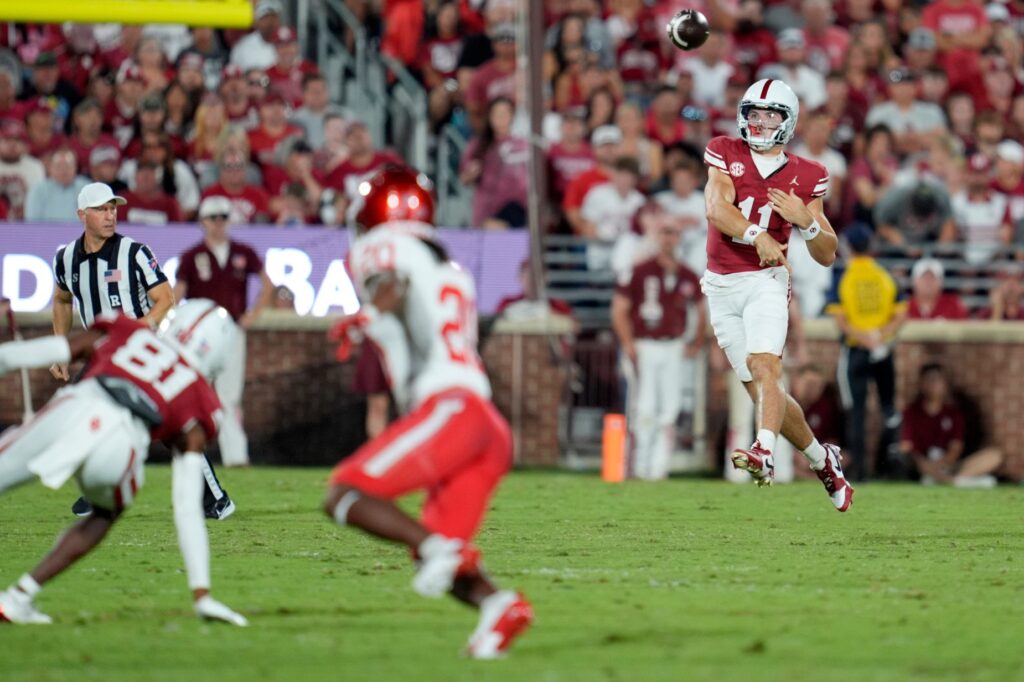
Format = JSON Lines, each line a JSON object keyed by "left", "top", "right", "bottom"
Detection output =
{"left": 0, "top": 336, "right": 71, "bottom": 375}
{"left": 172, "top": 452, "right": 211, "bottom": 591}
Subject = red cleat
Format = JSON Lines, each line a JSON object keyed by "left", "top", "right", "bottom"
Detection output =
{"left": 730, "top": 442, "right": 775, "bottom": 487}
{"left": 816, "top": 443, "right": 854, "bottom": 512}
{"left": 466, "top": 591, "right": 534, "bottom": 659}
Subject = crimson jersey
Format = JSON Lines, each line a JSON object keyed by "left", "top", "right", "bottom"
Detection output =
{"left": 616, "top": 257, "right": 702, "bottom": 339}
{"left": 81, "top": 315, "right": 222, "bottom": 444}
{"left": 703, "top": 136, "right": 829, "bottom": 274}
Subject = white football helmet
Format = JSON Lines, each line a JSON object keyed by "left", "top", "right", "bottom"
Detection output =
{"left": 158, "top": 299, "right": 237, "bottom": 379}
{"left": 737, "top": 78, "right": 800, "bottom": 152}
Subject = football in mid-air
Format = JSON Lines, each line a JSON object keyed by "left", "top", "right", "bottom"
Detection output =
{"left": 666, "top": 9, "right": 710, "bottom": 51}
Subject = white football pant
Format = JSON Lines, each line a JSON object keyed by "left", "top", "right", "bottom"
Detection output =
{"left": 214, "top": 329, "right": 249, "bottom": 466}
{"left": 627, "top": 338, "right": 692, "bottom": 481}
{"left": 0, "top": 380, "right": 150, "bottom": 510}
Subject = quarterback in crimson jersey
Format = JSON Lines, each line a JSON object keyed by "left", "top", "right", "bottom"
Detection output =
{"left": 324, "top": 166, "right": 533, "bottom": 659}
{"left": 702, "top": 78, "right": 854, "bottom": 512}
{"left": 0, "top": 303, "right": 247, "bottom": 626}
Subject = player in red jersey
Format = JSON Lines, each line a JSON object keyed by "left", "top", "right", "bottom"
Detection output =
{"left": 702, "top": 78, "right": 853, "bottom": 512}
{"left": 0, "top": 301, "right": 247, "bottom": 625}
{"left": 324, "top": 166, "right": 533, "bottom": 659}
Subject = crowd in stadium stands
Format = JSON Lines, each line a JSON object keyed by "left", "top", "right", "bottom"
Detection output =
{"left": 1, "top": 0, "right": 1024, "bottom": 316}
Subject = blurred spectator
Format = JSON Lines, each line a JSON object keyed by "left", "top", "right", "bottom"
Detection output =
{"left": 120, "top": 131, "right": 200, "bottom": 217}
{"left": 562, "top": 124, "right": 620, "bottom": 238}
{"left": 544, "top": 0, "right": 614, "bottom": 69}
{"left": 841, "top": 42, "right": 885, "bottom": 110}
{"left": 580, "top": 155, "right": 644, "bottom": 269}
{"left": 66, "top": 99, "right": 118, "bottom": 172}
{"left": 919, "top": 67, "right": 949, "bottom": 107}
{"left": 290, "top": 74, "right": 343, "bottom": 150}
{"left": 975, "top": 53, "right": 1017, "bottom": 122}
{"left": 460, "top": 97, "right": 528, "bottom": 228}
{"left": 921, "top": 0, "right": 991, "bottom": 91}
{"left": 324, "top": 120, "right": 402, "bottom": 209}
{"left": 820, "top": 70, "right": 866, "bottom": 160}
{"left": 977, "top": 265, "right": 1024, "bottom": 321}
{"left": 245, "top": 68, "right": 272, "bottom": 108}
{"left": 845, "top": 124, "right": 897, "bottom": 226}
{"left": 313, "top": 112, "right": 350, "bottom": 179}
{"left": 141, "top": 24, "right": 192, "bottom": 64}
{"left": 907, "top": 258, "right": 968, "bottom": 320}
{"left": 654, "top": 158, "right": 707, "bottom": 276}
{"left": 175, "top": 53, "right": 207, "bottom": 96}
{"left": 874, "top": 181, "right": 955, "bottom": 249}
{"left": 86, "top": 145, "right": 126, "bottom": 192}
{"left": 190, "top": 94, "right": 228, "bottom": 181}
{"left": 800, "top": 0, "right": 849, "bottom": 74}
{"left": 646, "top": 86, "right": 685, "bottom": 148}
{"left": 247, "top": 91, "right": 303, "bottom": 168}
{"left": 615, "top": 101, "right": 662, "bottom": 186}
{"left": 163, "top": 81, "right": 196, "bottom": 141}
{"left": 675, "top": 31, "right": 733, "bottom": 110}
{"left": 19, "top": 52, "right": 80, "bottom": 128}
{"left": 124, "top": 93, "right": 188, "bottom": 159}
{"left": 951, "top": 153, "right": 1012, "bottom": 266}
{"left": 0, "top": 69, "right": 17, "bottom": 121}
{"left": 266, "top": 138, "right": 323, "bottom": 221}
{"left": 758, "top": 29, "right": 826, "bottom": 110}
{"left": 547, "top": 107, "right": 593, "bottom": 200}
{"left": 791, "top": 363, "right": 845, "bottom": 479}
{"left": 610, "top": 200, "right": 661, "bottom": 284}
{"left": 945, "top": 91, "right": 976, "bottom": 149}
{"left": 272, "top": 284, "right": 296, "bottom": 310}
{"left": 730, "top": 0, "right": 777, "bottom": 77}
{"left": 993, "top": 140, "right": 1024, "bottom": 224}
{"left": 219, "top": 65, "right": 255, "bottom": 128}
{"left": 118, "top": 161, "right": 183, "bottom": 225}
{"left": 201, "top": 150, "right": 272, "bottom": 224}
{"left": 466, "top": 22, "right": 517, "bottom": 132}
{"left": 420, "top": 2, "right": 465, "bottom": 129}
{"left": 135, "top": 36, "right": 172, "bottom": 95}
{"left": 106, "top": 66, "right": 145, "bottom": 148}
{"left": 84, "top": 69, "right": 116, "bottom": 111}
{"left": 904, "top": 27, "right": 939, "bottom": 74}
{"left": 0, "top": 120, "right": 45, "bottom": 220}
{"left": 898, "top": 363, "right": 1004, "bottom": 487}
{"left": 353, "top": 340, "right": 392, "bottom": 441}
{"left": 894, "top": 133, "right": 964, "bottom": 196}
{"left": 789, "top": 229, "right": 834, "bottom": 320}
{"left": 971, "top": 110, "right": 1006, "bottom": 161}
{"left": 792, "top": 110, "right": 847, "bottom": 216}
{"left": 614, "top": 11, "right": 668, "bottom": 102}
{"left": 827, "top": 224, "right": 907, "bottom": 481}
{"left": 865, "top": 68, "right": 947, "bottom": 158}
{"left": 553, "top": 44, "right": 597, "bottom": 113}
{"left": 182, "top": 29, "right": 228, "bottom": 90}
{"left": 382, "top": 0, "right": 426, "bottom": 67}
{"left": 231, "top": 0, "right": 283, "bottom": 71}
{"left": 854, "top": 19, "right": 898, "bottom": 74}
{"left": 496, "top": 259, "right": 576, "bottom": 322}
{"left": 24, "top": 148, "right": 89, "bottom": 222}
{"left": 710, "top": 74, "right": 747, "bottom": 138}
{"left": 23, "top": 98, "right": 66, "bottom": 161}
{"left": 266, "top": 27, "right": 317, "bottom": 107}
{"left": 585, "top": 87, "right": 617, "bottom": 137}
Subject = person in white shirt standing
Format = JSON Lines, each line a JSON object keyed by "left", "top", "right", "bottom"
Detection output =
{"left": 952, "top": 152, "right": 1012, "bottom": 267}
{"left": 654, "top": 157, "right": 709, "bottom": 276}
{"left": 580, "top": 156, "right": 646, "bottom": 271}
{"left": 0, "top": 120, "right": 45, "bottom": 220}
{"left": 757, "top": 30, "right": 826, "bottom": 111}
{"left": 865, "top": 68, "right": 948, "bottom": 158}
{"left": 229, "top": 0, "right": 282, "bottom": 72}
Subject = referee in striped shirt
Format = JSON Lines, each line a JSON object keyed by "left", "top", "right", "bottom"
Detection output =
{"left": 50, "top": 182, "right": 235, "bottom": 520}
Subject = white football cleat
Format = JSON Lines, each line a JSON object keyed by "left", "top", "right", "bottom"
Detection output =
{"left": 466, "top": 590, "right": 534, "bottom": 659}
{"left": 0, "top": 588, "right": 52, "bottom": 625}
{"left": 194, "top": 595, "right": 249, "bottom": 626}
{"left": 815, "top": 443, "right": 854, "bottom": 512}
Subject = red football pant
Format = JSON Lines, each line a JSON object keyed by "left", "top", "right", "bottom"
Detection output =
{"left": 330, "top": 388, "right": 512, "bottom": 541}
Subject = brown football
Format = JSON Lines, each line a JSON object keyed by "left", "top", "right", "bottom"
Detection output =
{"left": 666, "top": 9, "right": 710, "bottom": 51}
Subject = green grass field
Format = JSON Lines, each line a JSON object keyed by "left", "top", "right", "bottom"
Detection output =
{"left": 2, "top": 468, "right": 1023, "bottom": 681}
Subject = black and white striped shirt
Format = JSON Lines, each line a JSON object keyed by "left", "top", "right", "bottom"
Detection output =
{"left": 53, "top": 233, "right": 168, "bottom": 328}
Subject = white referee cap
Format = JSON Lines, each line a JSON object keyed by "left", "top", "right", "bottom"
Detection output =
{"left": 78, "top": 182, "right": 127, "bottom": 210}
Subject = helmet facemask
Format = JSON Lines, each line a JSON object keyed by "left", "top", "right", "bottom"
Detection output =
{"left": 738, "top": 103, "right": 796, "bottom": 152}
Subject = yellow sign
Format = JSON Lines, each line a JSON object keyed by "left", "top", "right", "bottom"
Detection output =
{"left": 0, "top": 1, "right": 254, "bottom": 28}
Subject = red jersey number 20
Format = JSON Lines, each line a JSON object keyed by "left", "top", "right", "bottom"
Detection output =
{"left": 439, "top": 285, "right": 481, "bottom": 367}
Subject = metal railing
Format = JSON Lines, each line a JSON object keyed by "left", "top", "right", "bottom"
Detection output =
{"left": 435, "top": 123, "right": 473, "bottom": 227}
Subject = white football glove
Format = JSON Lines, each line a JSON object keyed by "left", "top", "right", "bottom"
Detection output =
{"left": 194, "top": 595, "right": 249, "bottom": 627}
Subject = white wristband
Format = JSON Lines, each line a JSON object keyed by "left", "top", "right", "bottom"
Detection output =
{"left": 741, "top": 224, "right": 766, "bottom": 245}
{"left": 799, "top": 219, "right": 822, "bottom": 241}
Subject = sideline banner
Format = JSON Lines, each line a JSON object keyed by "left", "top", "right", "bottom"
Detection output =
{"left": 0, "top": 224, "right": 529, "bottom": 316}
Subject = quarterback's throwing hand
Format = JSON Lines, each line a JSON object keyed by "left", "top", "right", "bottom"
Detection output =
{"left": 194, "top": 595, "right": 249, "bottom": 627}
{"left": 766, "top": 188, "right": 814, "bottom": 228}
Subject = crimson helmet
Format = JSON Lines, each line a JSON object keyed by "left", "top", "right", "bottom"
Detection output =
{"left": 354, "top": 165, "right": 435, "bottom": 233}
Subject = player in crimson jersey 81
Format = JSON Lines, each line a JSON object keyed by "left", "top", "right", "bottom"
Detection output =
{"left": 0, "top": 302, "right": 247, "bottom": 626}
{"left": 324, "top": 166, "right": 533, "bottom": 659}
{"left": 702, "top": 78, "right": 854, "bottom": 512}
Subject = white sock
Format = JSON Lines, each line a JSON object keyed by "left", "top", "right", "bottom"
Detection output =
{"left": 802, "top": 439, "right": 827, "bottom": 470}
{"left": 417, "top": 534, "right": 453, "bottom": 559}
{"left": 16, "top": 574, "right": 41, "bottom": 598}
{"left": 756, "top": 429, "right": 777, "bottom": 453}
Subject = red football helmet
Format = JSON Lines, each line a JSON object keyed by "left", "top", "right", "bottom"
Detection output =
{"left": 354, "top": 165, "right": 435, "bottom": 233}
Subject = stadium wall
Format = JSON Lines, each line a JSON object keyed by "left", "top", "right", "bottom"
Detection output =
{"left": 2, "top": 314, "right": 1022, "bottom": 470}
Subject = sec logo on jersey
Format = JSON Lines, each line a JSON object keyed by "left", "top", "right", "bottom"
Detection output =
{"left": 729, "top": 162, "right": 746, "bottom": 177}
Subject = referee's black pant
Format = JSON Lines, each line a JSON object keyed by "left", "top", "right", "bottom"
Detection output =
{"left": 837, "top": 346, "right": 899, "bottom": 482}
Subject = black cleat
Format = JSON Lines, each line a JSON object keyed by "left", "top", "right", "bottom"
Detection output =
{"left": 71, "top": 496, "right": 93, "bottom": 517}
{"left": 205, "top": 493, "right": 236, "bottom": 521}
